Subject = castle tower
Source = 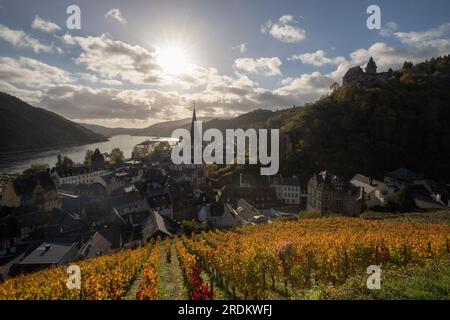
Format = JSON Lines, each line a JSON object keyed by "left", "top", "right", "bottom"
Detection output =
{"left": 365, "top": 57, "right": 377, "bottom": 74}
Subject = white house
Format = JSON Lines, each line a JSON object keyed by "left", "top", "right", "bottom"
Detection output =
{"left": 198, "top": 204, "right": 237, "bottom": 229}
{"left": 271, "top": 176, "right": 301, "bottom": 205}
{"left": 351, "top": 174, "right": 394, "bottom": 208}
{"left": 94, "top": 168, "right": 144, "bottom": 195}
{"left": 52, "top": 166, "right": 107, "bottom": 186}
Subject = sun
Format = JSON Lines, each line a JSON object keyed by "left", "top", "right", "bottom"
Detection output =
{"left": 156, "top": 46, "right": 192, "bottom": 75}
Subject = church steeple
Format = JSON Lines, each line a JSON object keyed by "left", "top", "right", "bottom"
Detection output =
{"left": 190, "top": 101, "right": 197, "bottom": 139}
{"left": 192, "top": 101, "right": 197, "bottom": 122}
{"left": 365, "top": 57, "right": 377, "bottom": 74}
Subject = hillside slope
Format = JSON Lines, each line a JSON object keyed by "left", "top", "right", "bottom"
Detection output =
{"left": 253, "top": 55, "right": 450, "bottom": 183}
{"left": 132, "top": 116, "right": 219, "bottom": 137}
{"left": 0, "top": 92, "right": 106, "bottom": 153}
{"left": 78, "top": 123, "right": 137, "bottom": 137}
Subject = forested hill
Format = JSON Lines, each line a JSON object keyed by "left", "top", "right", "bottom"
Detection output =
{"left": 259, "top": 55, "right": 450, "bottom": 183}
{"left": 0, "top": 92, "right": 106, "bottom": 154}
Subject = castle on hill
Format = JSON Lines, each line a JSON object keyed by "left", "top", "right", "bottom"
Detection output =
{"left": 343, "top": 57, "right": 396, "bottom": 86}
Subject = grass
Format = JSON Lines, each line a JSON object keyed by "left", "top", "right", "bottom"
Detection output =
{"left": 361, "top": 210, "right": 450, "bottom": 225}
{"left": 157, "top": 241, "right": 189, "bottom": 300}
{"left": 320, "top": 258, "right": 450, "bottom": 300}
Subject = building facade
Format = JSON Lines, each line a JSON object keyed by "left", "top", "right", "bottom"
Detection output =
{"left": 307, "top": 171, "right": 364, "bottom": 217}
{"left": 351, "top": 174, "right": 394, "bottom": 208}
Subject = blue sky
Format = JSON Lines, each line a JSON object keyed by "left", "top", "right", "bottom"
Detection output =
{"left": 1, "top": 0, "right": 450, "bottom": 127}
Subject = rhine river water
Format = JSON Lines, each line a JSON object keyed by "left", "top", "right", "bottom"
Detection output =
{"left": 0, "top": 135, "right": 176, "bottom": 174}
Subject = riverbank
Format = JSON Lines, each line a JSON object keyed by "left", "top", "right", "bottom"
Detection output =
{"left": 0, "top": 137, "right": 108, "bottom": 157}
{"left": 0, "top": 135, "right": 172, "bottom": 175}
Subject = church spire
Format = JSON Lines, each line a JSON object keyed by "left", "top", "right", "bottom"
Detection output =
{"left": 190, "top": 101, "right": 197, "bottom": 144}
{"left": 192, "top": 101, "right": 197, "bottom": 121}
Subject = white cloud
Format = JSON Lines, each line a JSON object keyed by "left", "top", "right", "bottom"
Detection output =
{"left": 100, "top": 79, "right": 123, "bottom": 86}
{"left": 279, "top": 15, "right": 294, "bottom": 24}
{"left": 232, "top": 43, "right": 247, "bottom": 53}
{"left": 62, "top": 33, "right": 214, "bottom": 89}
{"left": 0, "top": 24, "right": 58, "bottom": 53}
{"left": 0, "top": 56, "right": 72, "bottom": 88}
{"left": 274, "top": 71, "right": 333, "bottom": 101}
{"left": 261, "top": 15, "right": 306, "bottom": 43}
{"left": 77, "top": 72, "right": 98, "bottom": 83}
{"left": 105, "top": 8, "right": 127, "bottom": 24}
{"left": 63, "top": 33, "right": 162, "bottom": 85}
{"left": 2, "top": 22, "right": 450, "bottom": 127}
{"left": 290, "top": 50, "right": 346, "bottom": 67}
{"left": 233, "top": 57, "right": 282, "bottom": 76}
{"left": 394, "top": 22, "right": 450, "bottom": 48}
{"left": 31, "top": 16, "right": 61, "bottom": 33}
{"left": 379, "top": 22, "right": 398, "bottom": 37}
{"left": 0, "top": 80, "right": 43, "bottom": 105}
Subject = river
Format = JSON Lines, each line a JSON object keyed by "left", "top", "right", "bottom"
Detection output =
{"left": 0, "top": 135, "right": 177, "bottom": 174}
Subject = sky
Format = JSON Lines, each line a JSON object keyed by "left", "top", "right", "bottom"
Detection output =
{"left": 0, "top": 0, "right": 450, "bottom": 128}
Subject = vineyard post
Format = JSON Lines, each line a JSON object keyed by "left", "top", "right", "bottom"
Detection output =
{"left": 344, "top": 249, "right": 349, "bottom": 277}
{"left": 271, "top": 275, "right": 275, "bottom": 290}
{"left": 262, "top": 266, "right": 266, "bottom": 299}
{"left": 209, "top": 274, "right": 214, "bottom": 300}
{"left": 428, "top": 241, "right": 432, "bottom": 254}
{"left": 284, "top": 279, "right": 288, "bottom": 298}
{"left": 375, "top": 244, "right": 379, "bottom": 265}
{"left": 402, "top": 245, "right": 408, "bottom": 265}
{"left": 447, "top": 239, "right": 449, "bottom": 254}
{"left": 306, "top": 255, "right": 311, "bottom": 288}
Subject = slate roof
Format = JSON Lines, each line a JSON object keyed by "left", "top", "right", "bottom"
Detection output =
{"left": 145, "top": 193, "right": 172, "bottom": 208}
{"left": 18, "top": 240, "right": 78, "bottom": 265}
{"left": 385, "top": 168, "right": 423, "bottom": 181}
{"left": 351, "top": 174, "right": 387, "bottom": 193}
{"left": 406, "top": 185, "right": 448, "bottom": 210}
{"left": 141, "top": 211, "right": 173, "bottom": 240}
{"left": 235, "top": 199, "right": 266, "bottom": 224}
{"left": 79, "top": 228, "right": 121, "bottom": 259}
{"left": 52, "top": 165, "right": 101, "bottom": 177}
{"left": 283, "top": 176, "right": 300, "bottom": 187}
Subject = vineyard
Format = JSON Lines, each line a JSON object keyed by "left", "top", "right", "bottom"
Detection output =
{"left": 1, "top": 217, "right": 450, "bottom": 300}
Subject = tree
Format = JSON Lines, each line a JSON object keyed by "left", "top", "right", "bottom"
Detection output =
{"left": 330, "top": 82, "right": 340, "bottom": 92}
{"left": 62, "top": 156, "right": 74, "bottom": 170}
{"left": 84, "top": 150, "right": 94, "bottom": 166}
{"left": 181, "top": 219, "right": 198, "bottom": 235}
{"left": 56, "top": 154, "right": 63, "bottom": 168}
{"left": 400, "top": 73, "right": 415, "bottom": 85}
{"left": 386, "top": 188, "right": 417, "bottom": 213}
{"left": 402, "top": 61, "right": 414, "bottom": 70}
{"left": 110, "top": 148, "right": 125, "bottom": 165}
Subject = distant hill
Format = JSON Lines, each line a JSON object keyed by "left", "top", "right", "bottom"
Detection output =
{"left": 82, "top": 117, "right": 223, "bottom": 138}
{"left": 78, "top": 123, "right": 137, "bottom": 137}
{"left": 133, "top": 116, "right": 222, "bottom": 137}
{"left": 0, "top": 92, "right": 106, "bottom": 154}
{"left": 202, "top": 109, "right": 275, "bottom": 132}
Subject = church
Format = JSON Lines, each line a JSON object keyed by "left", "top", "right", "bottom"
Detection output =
{"left": 343, "top": 57, "right": 396, "bottom": 86}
